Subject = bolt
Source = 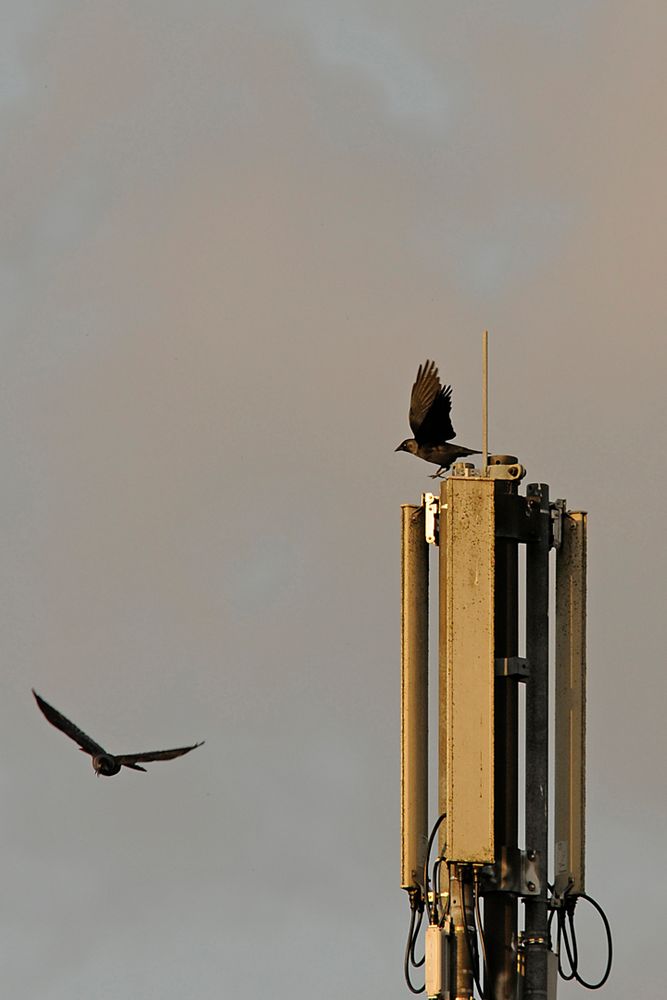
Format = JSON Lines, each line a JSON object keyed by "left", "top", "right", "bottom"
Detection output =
{"left": 527, "top": 881, "right": 536, "bottom": 892}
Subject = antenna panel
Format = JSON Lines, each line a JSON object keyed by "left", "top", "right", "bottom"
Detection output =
{"left": 439, "top": 477, "right": 495, "bottom": 863}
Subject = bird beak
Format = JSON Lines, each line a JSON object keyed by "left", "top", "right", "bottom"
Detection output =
{"left": 395, "top": 444, "right": 402, "bottom": 452}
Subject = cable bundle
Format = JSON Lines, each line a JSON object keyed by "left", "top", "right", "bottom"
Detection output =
{"left": 403, "top": 813, "right": 447, "bottom": 994}
{"left": 549, "top": 886, "right": 613, "bottom": 990}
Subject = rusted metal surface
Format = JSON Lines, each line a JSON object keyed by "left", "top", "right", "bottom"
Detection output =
{"left": 400, "top": 503, "right": 429, "bottom": 891}
{"left": 439, "top": 476, "right": 495, "bottom": 864}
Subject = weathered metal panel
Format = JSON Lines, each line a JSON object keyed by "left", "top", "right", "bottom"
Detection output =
{"left": 439, "top": 477, "right": 495, "bottom": 863}
{"left": 555, "top": 511, "right": 587, "bottom": 895}
{"left": 401, "top": 504, "right": 429, "bottom": 890}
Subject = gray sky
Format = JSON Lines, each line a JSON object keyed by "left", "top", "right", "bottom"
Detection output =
{"left": 2, "top": 2, "right": 665, "bottom": 997}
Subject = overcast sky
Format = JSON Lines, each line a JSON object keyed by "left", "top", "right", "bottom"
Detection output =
{"left": 1, "top": 3, "right": 665, "bottom": 997}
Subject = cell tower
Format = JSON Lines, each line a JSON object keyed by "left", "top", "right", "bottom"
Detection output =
{"left": 400, "top": 340, "right": 611, "bottom": 999}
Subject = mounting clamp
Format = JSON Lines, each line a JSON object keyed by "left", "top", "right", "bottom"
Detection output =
{"left": 421, "top": 492, "right": 440, "bottom": 545}
{"left": 478, "top": 847, "right": 542, "bottom": 897}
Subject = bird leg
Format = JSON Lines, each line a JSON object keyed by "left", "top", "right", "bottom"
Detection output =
{"left": 429, "top": 467, "right": 448, "bottom": 479}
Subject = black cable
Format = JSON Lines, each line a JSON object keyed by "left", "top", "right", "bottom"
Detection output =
{"left": 402, "top": 814, "right": 449, "bottom": 995}
{"left": 423, "top": 813, "right": 447, "bottom": 924}
{"left": 566, "top": 905, "right": 580, "bottom": 968}
{"left": 403, "top": 903, "right": 425, "bottom": 994}
{"left": 556, "top": 904, "right": 577, "bottom": 981}
{"left": 432, "top": 858, "right": 445, "bottom": 926}
{"left": 410, "top": 906, "right": 425, "bottom": 967}
{"left": 569, "top": 893, "right": 613, "bottom": 990}
{"left": 551, "top": 888, "right": 612, "bottom": 990}
{"left": 460, "top": 868, "right": 484, "bottom": 1000}
{"left": 547, "top": 879, "right": 576, "bottom": 981}
{"left": 473, "top": 870, "right": 492, "bottom": 1000}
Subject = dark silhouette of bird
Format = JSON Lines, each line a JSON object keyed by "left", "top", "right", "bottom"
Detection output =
{"left": 32, "top": 690, "right": 204, "bottom": 777}
{"left": 395, "top": 360, "right": 480, "bottom": 477}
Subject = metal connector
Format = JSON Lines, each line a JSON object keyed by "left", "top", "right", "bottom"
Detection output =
{"left": 450, "top": 455, "right": 526, "bottom": 482}
{"left": 485, "top": 454, "right": 526, "bottom": 482}
{"left": 495, "top": 656, "right": 530, "bottom": 680}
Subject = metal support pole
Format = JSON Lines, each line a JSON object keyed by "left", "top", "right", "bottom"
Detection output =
{"left": 555, "top": 511, "right": 587, "bottom": 896}
{"left": 524, "top": 484, "right": 551, "bottom": 1000}
{"left": 449, "top": 865, "right": 475, "bottom": 1000}
{"left": 401, "top": 504, "right": 429, "bottom": 893}
{"left": 484, "top": 481, "right": 519, "bottom": 1000}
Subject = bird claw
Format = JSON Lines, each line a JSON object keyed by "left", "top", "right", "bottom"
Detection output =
{"left": 429, "top": 468, "right": 447, "bottom": 479}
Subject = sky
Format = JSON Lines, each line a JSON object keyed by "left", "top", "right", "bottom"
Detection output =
{"left": 1, "top": 2, "right": 665, "bottom": 997}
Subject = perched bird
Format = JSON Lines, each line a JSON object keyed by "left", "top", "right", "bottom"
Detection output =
{"left": 396, "top": 360, "right": 480, "bottom": 477}
{"left": 32, "top": 690, "right": 204, "bottom": 777}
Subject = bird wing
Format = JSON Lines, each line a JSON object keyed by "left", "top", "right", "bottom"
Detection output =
{"left": 32, "top": 690, "right": 107, "bottom": 757}
{"left": 115, "top": 742, "right": 204, "bottom": 766}
{"left": 409, "top": 360, "right": 455, "bottom": 444}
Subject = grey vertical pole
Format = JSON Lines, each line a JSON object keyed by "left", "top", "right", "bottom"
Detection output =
{"left": 555, "top": 511, "right": 587, "bottom": 896}
{"left": 524, "top": 484, "right": 551, "bottom": 1000}
{"left": 401, "top": 504, "right": 429, "bottom": 894}
{"left": 485, "top": 480, "right": 519, "bottom": 1000}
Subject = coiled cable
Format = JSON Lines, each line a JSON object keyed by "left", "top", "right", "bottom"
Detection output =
{"left": 550, "top": 886, "right": 613, "bottom": 990}
{"left": 403, "top": 813, "right": 447, "bottom": 995}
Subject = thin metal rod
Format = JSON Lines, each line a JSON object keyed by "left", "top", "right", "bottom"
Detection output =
{"left": 401, "top": 504, "right": 429, "bottom": 892}
{"left": 524, "top": 483, "right": 551, "bottom": 1000}
{"left": 482, "top": 330, "right": 489, "bottom": 472}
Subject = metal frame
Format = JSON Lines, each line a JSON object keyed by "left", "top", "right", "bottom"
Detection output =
{"left": 400, "top": 473, "right": 588, "bottom": 1000}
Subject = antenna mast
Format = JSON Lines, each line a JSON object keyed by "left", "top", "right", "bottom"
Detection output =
{"left": 399, "top": 349, "right": 611, "bottom": 999}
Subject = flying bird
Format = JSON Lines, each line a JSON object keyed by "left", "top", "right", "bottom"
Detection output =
{"left": 32, "top": 690, "right": 204, "bottom": 777}
{"left": 396, "top": 360, "right": 481, "bottom": 477}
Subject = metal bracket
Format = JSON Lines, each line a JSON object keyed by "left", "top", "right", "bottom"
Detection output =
{"left": 495, "top": 493, "right": 541, "bottom": 542}
{"left": 478, "top": 848, "right": 542, "bottom": 896}
{"left": 450, "top": 456, "right": 526, "bottom": 483}
{"left": 550, "top": 499, "right": 567, "bottom": 550}
{"left": 450, "top": 461, "right": 478, "bottom": 478}
{"left": 495, "top": 656, "right": 530, "bottom": 680}
{"left": 421, "top": 492, "right": 440, "bottom": 545}
{"left": 484, "top": 461, "right": 526, "bottom": 483}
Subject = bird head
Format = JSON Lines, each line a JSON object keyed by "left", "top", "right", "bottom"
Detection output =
{"left": 395, "top": 438, "right": 418, "bottom": 455}
{"left": 92, "top": 754, "right": 121, "bottom": 777}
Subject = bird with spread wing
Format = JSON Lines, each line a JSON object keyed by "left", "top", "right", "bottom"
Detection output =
{"left": 32, "top": 690, "right": 204, "bottom": 777}
{"left": 395, "top": 359, "right": 480, "bottom": 477}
